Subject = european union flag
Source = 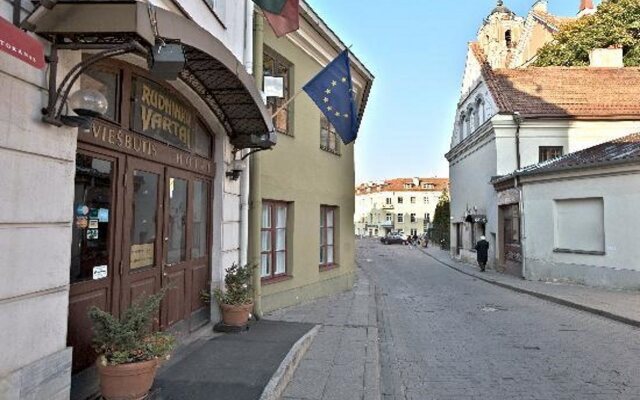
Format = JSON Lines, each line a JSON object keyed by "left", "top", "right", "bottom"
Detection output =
{"left": 303, "top": 50, "right": 359, "bottom": 144}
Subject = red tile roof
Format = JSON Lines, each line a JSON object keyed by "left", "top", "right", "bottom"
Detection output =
{"left": 355, "top": 178, "right": 449, "bottom": 195}
{"left": 471, "top": 43, "right": 640, "bottom": 119}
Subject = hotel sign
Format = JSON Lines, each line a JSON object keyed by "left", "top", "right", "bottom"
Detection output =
{"left": 131, "top": 77, "right": 195, "bottom": 151}
{"left": 0, "top": 16, "right": 45, "bottom": 69}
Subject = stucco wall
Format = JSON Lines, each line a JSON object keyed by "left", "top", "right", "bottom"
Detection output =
{"left": 521, "top": 166, "right": 640, "bottom": 289}
{"left": 0, "top": 2, "right": 75, "bottom": 398}
{"left": 260, "top": 27, "right": 357, "bottom": 312}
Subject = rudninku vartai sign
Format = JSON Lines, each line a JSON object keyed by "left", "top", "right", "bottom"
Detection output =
{"left": 131, "top": 77, "right": 195, "bottom": 151}
{"left": 0, "top": 16, "right": 45, "bottom": 69}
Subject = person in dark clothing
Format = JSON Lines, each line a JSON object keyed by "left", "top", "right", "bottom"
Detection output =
{"left": 474, "top": 236, "right": 490, "bottom": 272}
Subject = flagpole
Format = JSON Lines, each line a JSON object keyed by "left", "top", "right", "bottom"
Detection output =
{"left": 271, "top": 87, "right": 304, "bottom": 119}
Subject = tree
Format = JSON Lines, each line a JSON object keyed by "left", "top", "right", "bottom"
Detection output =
{"left": 534, "top": 0, "right": 640, "bottom": 67}
{"left": 431, "top": 188, "right": 450, "bottom": 248}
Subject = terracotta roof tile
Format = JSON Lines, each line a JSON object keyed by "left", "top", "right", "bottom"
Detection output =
{"left": 531, "top": 11, "right": 575, "bottom": 30}
{"left": 355, "top": 178, "right": 449, "bottom": 195}
{"left": 469, "top": 44, "right": 640, "bottom": 118}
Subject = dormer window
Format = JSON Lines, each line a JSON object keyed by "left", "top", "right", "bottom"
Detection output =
{"left": 404, "top": 183, "right": 412, "bottom": 189}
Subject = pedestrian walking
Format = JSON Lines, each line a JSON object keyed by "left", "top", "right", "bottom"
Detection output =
{"left": 474, "top": 236, "right": 490, "bottom": 272}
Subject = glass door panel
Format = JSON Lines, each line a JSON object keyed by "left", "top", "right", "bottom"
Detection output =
{"left": 167, "top": 177, "right": 188, "bottom": 264}
{"left": 130, "top": 170, "right": 159, "bottom": 270}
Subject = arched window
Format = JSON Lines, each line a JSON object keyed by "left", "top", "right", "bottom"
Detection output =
{"left": 472, "top": 106, "right": 479, "bottom": 131}
{"left": 505, "top": 30, "right": 512, "bottom": 48}
{"left": 475, "top": 97, "right": 484, "bottom": 126}
{"left": 465, "top": 113, "right": 471, "bottom": 137}
{"left": 459, "top": 113, "right": 466, "bottom": 140}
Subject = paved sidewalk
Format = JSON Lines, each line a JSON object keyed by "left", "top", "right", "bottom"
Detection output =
{"left": 266, "top": 268, "right": 380, "bottom": 400}
{"left": 151, "top": 320, "right": 315, "bottom": 400}
{"left": 422, "top": 246, "right": 640, "bottom": 327}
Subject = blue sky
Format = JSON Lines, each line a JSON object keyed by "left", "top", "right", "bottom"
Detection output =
{"left": 305, "top": 0, "right": 595, "bottom": 183}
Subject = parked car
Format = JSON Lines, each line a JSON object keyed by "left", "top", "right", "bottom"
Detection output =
{"left": 381, "top": 234, "right": 407, "bottom": 245}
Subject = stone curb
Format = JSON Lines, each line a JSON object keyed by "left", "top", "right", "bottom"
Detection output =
{"left": 259, "top": 324, "right": 321, "bottom": 400}
{"left": 418, "top": 247, "right": 640, "bottom": 329}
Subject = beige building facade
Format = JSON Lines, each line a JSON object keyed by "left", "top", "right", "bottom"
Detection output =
{"left": 354, "top": 178, "right": 448, "bottom": 238}
{"left": 251, "top": 1, "right": 374, "bottom": 313}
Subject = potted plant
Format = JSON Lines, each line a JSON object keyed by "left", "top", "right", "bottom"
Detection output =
{"left": 88, "top": 291, "right": 175, "bottom": 400}
{"left": 214, "top": 263, "right": 254, "bottom": 327}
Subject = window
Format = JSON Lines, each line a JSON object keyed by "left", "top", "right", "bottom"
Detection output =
{"left": 398, "top": 197, "right": 404, "bottom": 204}
{"left": 320, "top": 206, "right": 337, "bottom": 268}
{"left": 539, "top": 146, "right": 563, "bottom": 162}
{"left": 422, "top": 183, "right": 434, "bottom": 190}
{"left": 404, "top": 183, "right": 412, "bottom": 189}
{"left": 264, "top": 50, "right": 292, "bottom": 135}
{"left": 81, "top": 66, "right": 119, "bottom": 122}
{"left": 475, "top": 97, "right": 484, "bottom": 126}
{"left": 410, "top": 213, "right": 417, "bottom": 223}
{"left": 203, "top": 0, "right": 226, "bottom": 22}
{"left": 423, "top": 197, "right": 428, "bottom": 204}
{"left": 410, "top": 197, "right": 416, "bottom": 204}
{"left": 385, "top": 198, "right": 392, "bottom": 205}
{"left": 320, "top": 116, "right": 340, "bottom": 154}
{"left": 410, "top": 229, "right": 418, "bottom": 236}
{"left": 505, "top": 30, "right": 513, "bottom": 48}
{"left": 261, "top": 202, "right": 288, "bottom": 279}
{"left": 386, "top": 213, "right": 392, "bottom": 222}
{"left": 397, "top": 214, "right": 404, "bottom": 223}
{"left": 554, "top": 198, "right": 605, "bottom": 254}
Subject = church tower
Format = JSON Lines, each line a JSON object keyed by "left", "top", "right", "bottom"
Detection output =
{"left": 477, "top": 1, "right": 525, "bottom": 68}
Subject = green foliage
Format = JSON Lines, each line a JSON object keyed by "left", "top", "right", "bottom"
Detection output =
{"left": 214, "top": 263, "right": 254, "bottom": 306}
{"left": 431, "top": 189, "right": 451, "bottom": 247}
{"left": 89, "top": 290, "right": 175, "bottom": 366}
{"left": 534, "top": 0, "right": 640, "bottom": 67}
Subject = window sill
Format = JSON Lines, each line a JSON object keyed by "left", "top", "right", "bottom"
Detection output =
{"left": 553, "top": 248, "right": 606, "bottom": 256}
{"left": 320, "top": 146, "right": 341, "bottom": 156}
{"left": 261, "top": 275, "right": 292, "bottom": 285}
{"left": 319, "top": 264, "right": 339, "bottom": 272}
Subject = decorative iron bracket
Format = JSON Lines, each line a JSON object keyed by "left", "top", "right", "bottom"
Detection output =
{"left": 41, "top": 40, "right": 147, "bottom": 127}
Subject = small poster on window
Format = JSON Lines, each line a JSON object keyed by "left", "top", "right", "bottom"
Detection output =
{"left": 93, "top": 265, "right": 108, "bottom": 280}
{"left": 87, "top": 229, "right": 99, "bottom": 240}
{"left": 75, "top": 216, "right": 88, "bottom": 229}
{"left": 89, "top": 220, "right": 99, "bottom": 229}
{"left": 98, "top": 208, "right": 109, "bottom": 223}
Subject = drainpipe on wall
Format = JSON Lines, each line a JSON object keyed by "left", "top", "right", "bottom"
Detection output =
{"left": 239, "top": 0, "right": 254, "bottom": 268}
{"left": 513, "top": 111, "right": 523, "bottom": 170}
{"left": 248, "top": 11, "right": 264, "bottom": 318}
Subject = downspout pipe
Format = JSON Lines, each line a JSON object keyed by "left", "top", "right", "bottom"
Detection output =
{"left": 249, "top": 10, "right": 264, "bottom": 318}
{"left": 512, "top": 111, "right": 526, "bottom": 279}
{"left": 513, "top": 111, "right": 523, "bottom": 170}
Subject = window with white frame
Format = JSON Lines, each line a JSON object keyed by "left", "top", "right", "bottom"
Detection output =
{"left": 385, "top": 198, "right": 392, "bottom": 205}
{"left": 320, "top": 206, "right": 337, "bottom": 268}
{"left": 410, "top": 213, "right": 417, "bottom": 223}
{"left": 410, "top": 197, "right": 416, "bottom": 204}
{"left": 386, "top": 213, "right": 392, "bottom": 222}
{"left": 261, "top": 202, "right": 288, "bottom": 279}
{"left": 398, "top": 197, "right": 404, "bottom": 204}
{"left": 397, "top": 214, "right": 404, "bottom": 223}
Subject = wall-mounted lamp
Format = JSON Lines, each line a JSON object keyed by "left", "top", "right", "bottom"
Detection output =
{"left": 226, "top": 159, "right": 245, "bottom": 181}
{"left": 41, "top": 41, "right": 145, "bottom": 129}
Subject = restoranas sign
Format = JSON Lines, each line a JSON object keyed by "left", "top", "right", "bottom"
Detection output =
{"left": 132, "top": 77, "right": 194, "bottom": 151}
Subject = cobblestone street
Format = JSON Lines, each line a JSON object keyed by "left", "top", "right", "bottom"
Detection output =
{"left": 361, "top": 239, "right": 640, "bottom": 400}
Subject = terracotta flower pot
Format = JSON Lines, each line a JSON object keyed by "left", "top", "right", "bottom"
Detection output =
{"left": 97, "top": 358, "right": 158, "bottom": 400}
{"left": 220, "top": 302, "right": 253, "bottom": 327}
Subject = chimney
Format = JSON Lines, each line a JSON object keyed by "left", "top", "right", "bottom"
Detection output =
{"left": 589, "top": 46, "right": 624, "bottom": 68}
{"left": 578, "top": 0, "right": 596, "bottom": 17}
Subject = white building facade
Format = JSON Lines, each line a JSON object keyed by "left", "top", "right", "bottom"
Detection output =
{"left": 0, "top": 1, "right": 271, "bottom": 399}
{"left": 355, "top": 178, "right": 448, "bottom": 238}
{"left": 447, "top": 2, "right": 640, "bottom": 276}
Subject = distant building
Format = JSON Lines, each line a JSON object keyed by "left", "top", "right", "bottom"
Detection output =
{"left": 355, "top": 178, "right": 449, "bottom": 237}
{"left": 493, "top": 133, "right": 640, "bottom": 290}
{"left": 447, "top": 1, "right": 640, "bottom": 276}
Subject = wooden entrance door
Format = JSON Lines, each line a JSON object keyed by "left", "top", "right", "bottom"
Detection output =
{"left": 120, "top": 158, "right": 165, "bottom": 314}
{"left": 68, "top": 148, "right": 122, "bottom": 373}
